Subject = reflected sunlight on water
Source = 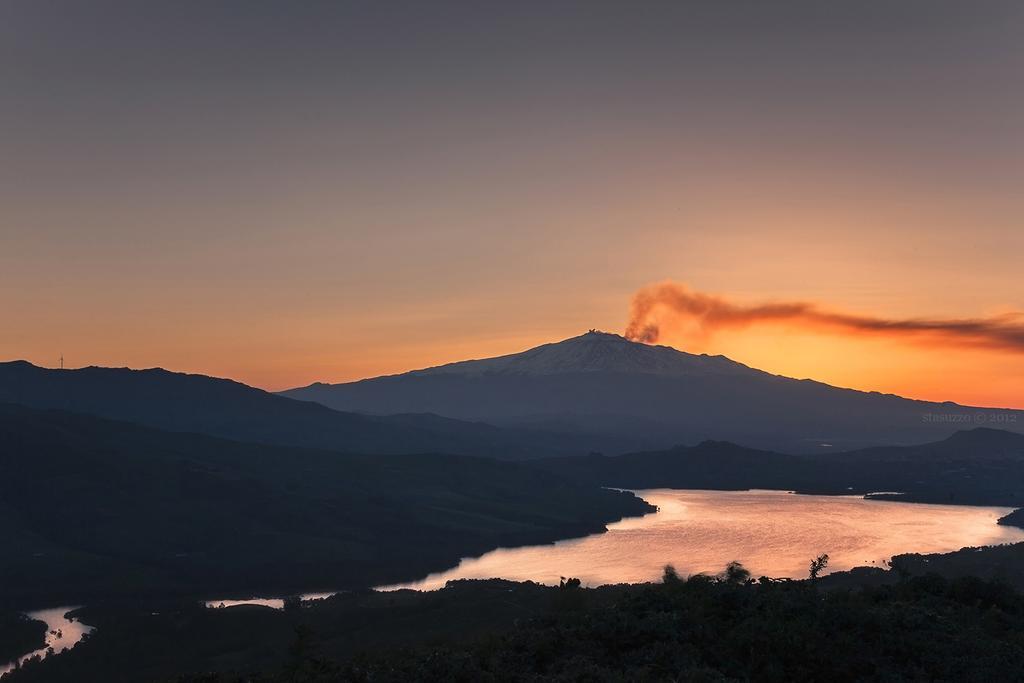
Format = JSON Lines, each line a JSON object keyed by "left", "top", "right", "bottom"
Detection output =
{"left": 380, "top": 489, "right": 1024, "bottom": 591}
{"left": 0, "top": 607, "right": 93, "bottom": 677}
{"left": 204, "top": 591, "right": 336, "bottom": 610}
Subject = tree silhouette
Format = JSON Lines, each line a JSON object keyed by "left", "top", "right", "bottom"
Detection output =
{"left": 809, "top": 554, "right": 830, "bottom": 580}
{"left": 723, "top": 561, "right": 751, "bottom": 584}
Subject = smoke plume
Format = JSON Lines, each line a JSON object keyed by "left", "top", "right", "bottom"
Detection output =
{"left": 624, "top": 282, "right": 1024, "bottom": 352}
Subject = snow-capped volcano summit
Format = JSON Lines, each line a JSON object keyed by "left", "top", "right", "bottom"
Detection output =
{"left": 408, "top": 331, "right": 756, "bottom": 378}
{"left": 281, "top": 332, "right": 1024, "bottom": 454}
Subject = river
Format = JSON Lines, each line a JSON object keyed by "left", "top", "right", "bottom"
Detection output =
{"left": 0, "top": 607, "right": 93, "bottom": 678}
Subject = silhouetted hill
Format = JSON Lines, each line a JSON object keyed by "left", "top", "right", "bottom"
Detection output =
{"left": 535, "top": 428, "right": 1024, "bottom": 508}
{"left": 537, "top": 441, "right": 808, "bottom": 490}
{"left": 0, "top": 610, "right": 45, "bottom": 663}
{"left": 0, "top": 402, "right": 651, "bottom": 607}
{"left": 0, "top": 360, "right": 638, "bottom": 458}
{"left": 825, "top": 426, "right": 1024, "bottom": 462}
{"left": 1000, "top": 508, "right": 1024, "bottom": 529}
{"left": 282, "top": 331, "right": 1024, "bottom": 453}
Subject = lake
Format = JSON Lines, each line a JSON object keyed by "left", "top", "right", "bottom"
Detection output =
{"left": 381, "top": 489, "right": 1024, "bottom": 590}
{"left": 8, "top": 490, "right": 1022, "bottom": 675}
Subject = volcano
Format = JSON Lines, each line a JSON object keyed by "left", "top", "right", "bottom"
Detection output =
{"left": 282, "top": 331, "right": 1024, "bottom": 453}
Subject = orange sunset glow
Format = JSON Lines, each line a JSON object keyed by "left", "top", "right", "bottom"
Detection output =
{"left": 6, "top": 5, "right": 1024, "bottom": 680}
{"left": 2, "top": 2, "right": 1021, "bottom": 408}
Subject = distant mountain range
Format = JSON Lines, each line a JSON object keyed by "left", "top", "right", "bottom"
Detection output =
{"left": 4, "top": 331, "right": 1022, "bottom": 458}
{"left": 534, "top": 427, "right": 1024, "bottom": 512}
{"left": 0, "top": 360, "right": 642, "bottom": 459}
{"left": 283, "top": 331, "right": 1024, "bottom": 453}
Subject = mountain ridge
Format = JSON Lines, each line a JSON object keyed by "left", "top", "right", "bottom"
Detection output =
{"left": 534, "top": 426, "right": 1024, "bottom": 509}
{"left": 282, "top": 331, "right": 1024, "bottom": 453}
{"left": 296, "top": 331, "right": 1008, "bottom": 408}
{"left": 0, "top": 360, "right": 648, "bottom": 459}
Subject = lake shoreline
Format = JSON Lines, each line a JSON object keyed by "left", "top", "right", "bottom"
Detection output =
{"left": 376, "top": 488, "right": 1024, "bottom": 591}
{"left": 7, "top": 488, "right": 1024, "bottom": 679}
{"left": 169, "top": 487, "right": 1024, "bottom": 606}
{"left": 28, "top": 486, "right": 1023, "bottom": 614}
{"left": 11, "top": 485, "right": 1020, "bottom": 617}
{"left": 3, "top": 490, "right": 654, "bottom": 613}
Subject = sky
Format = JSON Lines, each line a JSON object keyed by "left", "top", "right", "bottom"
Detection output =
{"left": 2, "top": 1, "right": 1022, "bottom": 407}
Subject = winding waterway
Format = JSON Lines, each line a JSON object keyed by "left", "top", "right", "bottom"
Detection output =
{"left": 0, "top": 607, "right": 93, "bottom": 678}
